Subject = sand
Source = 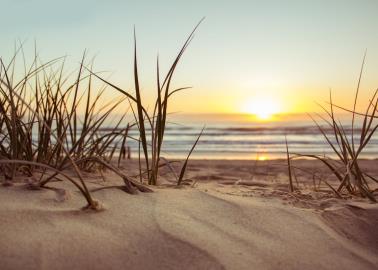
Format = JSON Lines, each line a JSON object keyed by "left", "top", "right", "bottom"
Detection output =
{"left": 0, "top": 159, "right": 377, "bottom": 270}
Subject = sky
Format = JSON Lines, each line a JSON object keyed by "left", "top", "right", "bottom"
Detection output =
{"left": 1, "top": 0, "right": 378, "bottom": 116}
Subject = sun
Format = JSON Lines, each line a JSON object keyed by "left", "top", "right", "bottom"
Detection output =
{"left": 242, "top": 97, "right": 281, "bottom": 120}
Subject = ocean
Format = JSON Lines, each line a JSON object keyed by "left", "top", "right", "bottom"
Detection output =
{"left": 117, "top": 113, "right": 378, "bottom": 160}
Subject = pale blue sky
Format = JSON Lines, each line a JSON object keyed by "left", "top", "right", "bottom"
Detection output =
{"left": 1, "top": 0, "right": 378, "bottom": 113}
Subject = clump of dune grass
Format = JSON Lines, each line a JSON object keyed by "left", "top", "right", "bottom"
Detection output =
{"left": 0, "top": 21, "right": 204, "bottom": 208}
{"left": 290, "top": 56, "right": 378, "bottom": 202}
{"left": 0, "top": 54, "right": 98, "bottom": 208}
{"left": 89, "top": 19, "right": 204, "bottom": 186}
{"left": 0, "top": 45, "right": 151, "bottom": 209}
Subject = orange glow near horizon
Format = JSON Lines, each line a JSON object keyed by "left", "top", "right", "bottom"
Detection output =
{"left": 242, "top": 96, "right": 282, "bottom": 121}
{"left": 257, "top": 155, "right": 267, "bottom": 161}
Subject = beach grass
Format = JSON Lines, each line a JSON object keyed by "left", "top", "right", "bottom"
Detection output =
{"left": 289, "top": 56, "right": 378, "bottom": 201}
{"left": 89, "top": 19, "right": 204, "bottom": 186}
{"left": 0, "top": 22, "right": 204, "bottom": 208}
{"left": 0, "top": 46, "right": 151, "bottom": 209}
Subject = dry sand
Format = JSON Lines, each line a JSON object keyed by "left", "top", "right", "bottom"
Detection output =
{"left": 0, "top": 159, "right": 377, "bottom": 270}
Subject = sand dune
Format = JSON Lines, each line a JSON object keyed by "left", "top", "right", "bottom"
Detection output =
{"left": 1, "top": 160, "right": 377, "bottom": 270}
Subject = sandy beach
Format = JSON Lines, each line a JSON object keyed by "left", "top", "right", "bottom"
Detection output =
{"left": 1, "top": 159, "right": 377, "bottom": 270}
{"left": 2, "top": 1, "right": 378, "bottom": 269}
